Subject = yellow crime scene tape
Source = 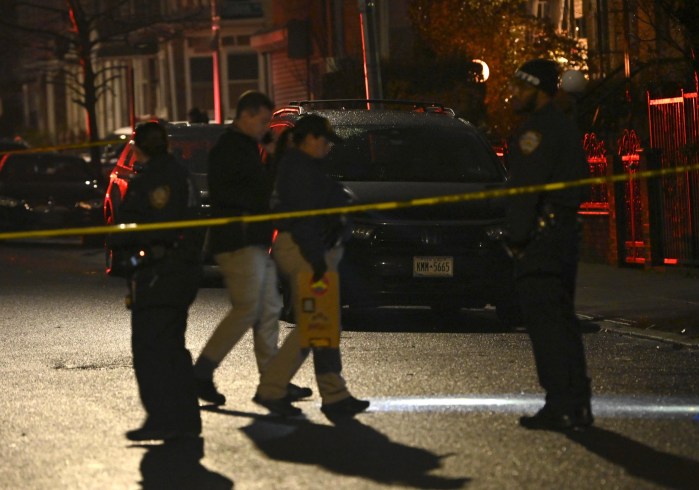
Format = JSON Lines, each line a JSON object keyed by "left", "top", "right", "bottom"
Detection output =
{"left": 1, "top": 158, "right": 698, "bottom": 242}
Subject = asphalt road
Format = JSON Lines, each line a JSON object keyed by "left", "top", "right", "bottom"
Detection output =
{"left": 1, "top": 241, "right": 698, "bottom": 490}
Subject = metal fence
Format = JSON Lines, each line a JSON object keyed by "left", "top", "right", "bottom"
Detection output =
{"left": 580, "top": 132, "right": 609, "bottom": 212}
{"left": 616, "top": 129, "right": 645, "bottom": 264}
{"left": 647, "top": 91, "right": 699, "bottom": 266}
{"left": 582, "top": 91, "right": 699, "bottom": 266}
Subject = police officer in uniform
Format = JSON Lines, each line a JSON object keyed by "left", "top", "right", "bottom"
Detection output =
{"left": 110, "top": 121, "right": 204, "bottom": 441}
{"left": 504, "top": 59, "right": 593, "bottom": 431}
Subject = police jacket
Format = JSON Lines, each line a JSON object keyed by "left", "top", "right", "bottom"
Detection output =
{"left": 109, "top": 152, "right": 203, "bottom": 260}
{"left": 272, "top": 148, "right": 351, "bottom": 267}
{"left": 207, "top": 125, "right": 275, "bottom": 255}
{"left": 505, "top": 101, "right": 587, "bottom": 246}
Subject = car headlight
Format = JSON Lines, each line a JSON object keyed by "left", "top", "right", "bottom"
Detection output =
{"left": 351, "top": 224, "right": 376, "bottom": 240}
{"left": 485, "top": 225, "right": 507, "bottom": 241}
{"left": 76, "top": 199, "right": 104, "bottom": 210}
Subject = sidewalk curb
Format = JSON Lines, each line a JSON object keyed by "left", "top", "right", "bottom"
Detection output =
{"left": 578, "top": 314, "right": 699, "bottom": 349}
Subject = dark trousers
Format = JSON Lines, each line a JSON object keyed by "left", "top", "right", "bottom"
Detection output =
{"left": 516, "top": 274, "right": 590, "bottom": 411}
{"left": 130, "top": 262, "right": 201, "bottom": 432}
{"left": 515, "top": 215, "right": 591, "bottom": 412}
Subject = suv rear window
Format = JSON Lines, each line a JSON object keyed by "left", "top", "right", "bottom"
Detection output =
{"left": 170, "top": 127, "right": 223, "bottom": 174}
{"left": 326, "top": 124, "right": 503, "bottom": 183}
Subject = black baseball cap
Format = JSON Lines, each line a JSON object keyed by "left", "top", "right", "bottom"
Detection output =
{"left": 514, "top": 59, "right": 560, "bottom": 96}
{"left": 293, "top": 114, "right": 343, "bottom": 144}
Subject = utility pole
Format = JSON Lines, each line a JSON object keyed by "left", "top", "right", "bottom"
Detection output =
{"left": 358, "top": 0, "right": 383, "bottom": 107}
{"left": 211, "top": 0, "right": 223, "bottom": 122}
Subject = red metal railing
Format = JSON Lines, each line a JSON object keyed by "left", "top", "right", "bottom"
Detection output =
{"left": 580, "top": 132, "right": 609, "bottom": 215}
{"left": 617, "top": 129, "right": 645, "bottom": 264}
{"left": 647, "top": 90, "right": 699, "bottom": 266}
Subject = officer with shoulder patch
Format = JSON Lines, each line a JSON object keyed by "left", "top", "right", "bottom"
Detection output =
{"left": 504, "top": 59, "right": 593, "bottom": 431}
{"left": 109, "top": 121, "right": 204, "bottom": 441}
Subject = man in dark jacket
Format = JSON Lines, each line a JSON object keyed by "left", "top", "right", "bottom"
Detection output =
{"left": 110, "top": 121, "right": 203, "bottom": 441}
{"left": 192, "top": 91, "right": 311, "bottom": 405}
{"left": 505, "top": 59, "right": 593, "bottom": 431}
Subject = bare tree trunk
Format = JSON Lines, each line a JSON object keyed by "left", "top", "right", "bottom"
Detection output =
{"left": 66, "top": 0, "right": 102, "bottom": 179}
{"left": 83, "top": 58, "right": 102, "bottom": 179}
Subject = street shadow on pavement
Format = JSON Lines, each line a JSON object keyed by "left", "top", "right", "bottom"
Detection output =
{"left": 341, "top": 307, "right": 510, "bottom": 333}
{"left": 133, "top": 437, "right": 233, "bottom": 489}
{"left": 566, "top": 426, "right": 699, "bottom": 490}
{"left": 341, "top": 307, "right": 601, "bottom": 335}
{"left": 240, "top": 416, "right": 470, "bottom": 489}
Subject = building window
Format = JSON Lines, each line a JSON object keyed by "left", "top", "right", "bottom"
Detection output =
{"left": 190, "top": 57, "right": 214, "bottom": 116}
{"left": 535, "top": 0, "right": 549, "bottom": 19}
{"left": 227, "top": 53, "right": 259, "bottom": 110}
{"left": 575, "top": 17, "right": 586, "bottom": 39}
{"left": 140, "top": 58, "right": 159, "bottom": 116}
{"left": 220, "top": 0, "right": 263, "bottom": 19}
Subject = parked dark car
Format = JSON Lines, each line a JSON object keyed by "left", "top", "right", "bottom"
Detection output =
{"left": 0, "top": 138, "right": 30, "bottom": 153}
{"left": 103, "top": 122, "right": 227, "bottom": 274}
{"left": 96, "top": 126, "right": 133, "bottom": 181}
{"left": 0, "top": 152, "right": 105, "bottom": 245}
{"left": 269, "top": 100, "right": 518, "bottom": 324}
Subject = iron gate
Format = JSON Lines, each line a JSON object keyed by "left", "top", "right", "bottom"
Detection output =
{"left": 581, "top": 132, "right": 608, "bottom": 212}
{"left": 647, "top": 91, "right": 699, "bottom": 265}
{"left": 616, "top": 129, "right": 645, "bottom": 264}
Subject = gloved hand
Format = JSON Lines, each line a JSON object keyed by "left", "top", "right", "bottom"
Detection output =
{"left": 311, "top": 259, "right": 328, "bottom": 283}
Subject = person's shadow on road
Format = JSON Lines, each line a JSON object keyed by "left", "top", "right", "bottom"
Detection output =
{"left": 566, "top": 426, "right": 699, "bottom": 490}
{"left": 134, "top": 436, "right": 233, "bottom": 489}
{"left": 240, "top": 416, "right": 470, "bottom": 489}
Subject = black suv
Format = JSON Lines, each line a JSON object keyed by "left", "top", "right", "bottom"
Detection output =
{"left": 269, "top": 100, "right": 517, "bottom": 322}
{"left": 103, "top": 122, "right": 227, "bottom": 275}
{"left": 0, "top": 152, "right": 104, "bottom": 245}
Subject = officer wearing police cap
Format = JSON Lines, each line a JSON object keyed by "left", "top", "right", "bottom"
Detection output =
{"left": 109, "top": 121, "right": 204, "bottom": 441}
{"left": 505, "top": 59, "right": 593, "bottom": 431}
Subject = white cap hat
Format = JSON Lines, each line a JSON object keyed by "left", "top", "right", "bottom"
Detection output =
{"left": 561, "top": 70, "right": 587, "bottom": 93}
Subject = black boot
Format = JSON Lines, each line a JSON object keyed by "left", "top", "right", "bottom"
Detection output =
{"left": 321, "top": 396, "right": 370, "bottom": 420}
{"left": 519, "top": 404, "right": 593, "bottom": 431}
{"left": 193, "top": 357, "right": 225, "bottom": 405}
{"left": 287, "top": 382, "right": 313, "bottom": 401}
{"left": 252, "top": 394, "right": 302, "bottom": 416}
{"left": 195, "top": 378, "right": 226, "bottom": 406}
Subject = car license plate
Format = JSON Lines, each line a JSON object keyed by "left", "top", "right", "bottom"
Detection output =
{"left": 413, "top": 256, "right": 453, "bottom": 277}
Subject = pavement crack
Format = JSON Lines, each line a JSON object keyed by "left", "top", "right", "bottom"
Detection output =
{"left": 52, "top": 359, "right": 131, "bottom": 370}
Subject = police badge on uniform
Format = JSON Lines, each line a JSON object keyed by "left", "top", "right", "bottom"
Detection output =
{"left": 149, "top": 185, "right": 171, "bottom": 209}
{"left": 519, "top": 131, "right": 542, "bottom": 155}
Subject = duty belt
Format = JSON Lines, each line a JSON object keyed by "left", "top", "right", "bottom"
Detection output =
{"left": 535, "top": 203, "right": 579, "bottom": 233}
{"left": 127, "top": 243, "right": 182, "bottom": 269}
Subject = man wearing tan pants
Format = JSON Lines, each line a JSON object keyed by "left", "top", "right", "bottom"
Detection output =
{"left": 193, "top": 91, "right": 311, "bottom": 405}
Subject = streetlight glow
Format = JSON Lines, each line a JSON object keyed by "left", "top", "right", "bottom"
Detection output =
{"left": 473, "top": 59, "right": 489, "bottom": 82}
